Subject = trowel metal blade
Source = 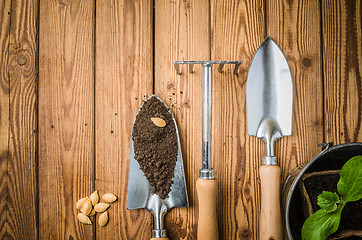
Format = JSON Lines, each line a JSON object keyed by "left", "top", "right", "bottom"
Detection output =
{"left": 127, "top": 95, "right": 188, "bottom": 211}
{"left": 246, "top": 36, "right": 293, "bottom": 138}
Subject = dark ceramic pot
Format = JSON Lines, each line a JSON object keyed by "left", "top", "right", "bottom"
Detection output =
{"left": 282, "top": 142, "right": 362, "bottom": 240}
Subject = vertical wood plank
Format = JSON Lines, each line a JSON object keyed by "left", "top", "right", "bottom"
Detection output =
{"left": 155, "top": 0, "right": 210, "bottom": 238}
{"left": 322, "top": 0, "right": 362, "bottom": 143}
{"left": 95, "top": 0, "right": 153, "bottom": 239}
{"left": 267, "top": 0, "right": 324, "bottom": 238}
{"left": 38, "top": 0, "right": 94, "bottom": 239}
{"left": 0, "top": 0, "right": 11, "bottom": 238}
{"left": 6, "top": 0, "right": 39, "bottom": 239}
{"left": 210, "top": 0, "right": 265, "bottom": 239}
{"left": 266, "top": 0, "right": 324, "bottom": 177}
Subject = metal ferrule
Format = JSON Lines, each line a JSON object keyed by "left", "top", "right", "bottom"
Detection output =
{"left": 263, "top": 156, "right": 277, "bottom": 165}
{"left": 152, "top": 230, "right": 167, "bottom": 238}
{"left": 199, "top": 168, "right": 215, "bottom": 179}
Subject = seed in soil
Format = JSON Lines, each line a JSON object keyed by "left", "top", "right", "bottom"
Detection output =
{"left": 76, "top": 197, "right": 88, "bottom": 210}
{"left": 102, "top": 193, "right": 117, "bottom": 203}
{"left": 94, "top": 203, "right": 110, "bottom": 212}
{"left": 77, "top": 213, "right": 92, "bottom": 224}
{"left": 81, "top": 198, "right": 92, "bottom": 215}
{"left": 98, "top": 211, "right": 109, "bottom": 227}
{"left": 90, "top": 190, "right": 99, "bottom": 206}
{"left": 151, "top": 117, "right": 166, "bottom": 127}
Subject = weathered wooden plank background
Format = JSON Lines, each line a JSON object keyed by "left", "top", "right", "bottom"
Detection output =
{"left": 0, "top": 0, "right": 361, "bottom": 239}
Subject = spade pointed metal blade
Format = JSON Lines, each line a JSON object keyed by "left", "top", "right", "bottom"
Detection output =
{"left": 246, "top": 36, "right": 293, "bottom": 139}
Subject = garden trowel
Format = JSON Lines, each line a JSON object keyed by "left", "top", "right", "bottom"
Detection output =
{"left": 246, "top": 37, "right": 293, "bottom": 240}
{"left": 127, "top": 95, "right": 188, "bottom": 240}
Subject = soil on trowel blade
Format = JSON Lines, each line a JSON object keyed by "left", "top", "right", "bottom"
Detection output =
{"left": 132, "top": 96, "right": 178, "bottom": 199}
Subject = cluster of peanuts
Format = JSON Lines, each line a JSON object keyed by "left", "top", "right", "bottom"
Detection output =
{"left": 76, "top": 190, "right": 117, "bottom": 226}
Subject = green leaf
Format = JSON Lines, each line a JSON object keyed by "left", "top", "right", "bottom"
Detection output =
{"left": 302, "top": 206, "right": 343, "bottom": 240}
{"left": 337, "top": 155, "right": 362, "bottom": 202}
{"left": 317, "top": 191, "right": 340, "bottom": 212}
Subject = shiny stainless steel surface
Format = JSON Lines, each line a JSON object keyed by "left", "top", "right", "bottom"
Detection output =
{"left": 127, "top": 95, "right": 188, "bottom": 238}
{"left": 246, "top": 36, "right": 293, "bottom": 165}
{"left": 202, "top": 63, "right": 213, "bottom": 179}
{"left": 173, "top": 60, "right": 243, "bottom": 179}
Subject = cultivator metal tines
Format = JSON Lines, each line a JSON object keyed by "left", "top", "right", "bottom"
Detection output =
{"left": 173, "top": 60, "right": 243, "bottom": 179}
{"left": 173, "top": 60, "right": 242, "bottom": 76}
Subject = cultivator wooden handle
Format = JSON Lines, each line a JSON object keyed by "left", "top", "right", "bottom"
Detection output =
{"left": 196, "top": 178, "right": 219, "bottom": 240}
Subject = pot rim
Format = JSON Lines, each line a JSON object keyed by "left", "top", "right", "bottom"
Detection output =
{"left": 284, "top": 142, "right": 362, "bottom": 239}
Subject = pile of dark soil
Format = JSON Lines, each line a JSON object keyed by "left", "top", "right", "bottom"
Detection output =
{"left": 132, "top": 96, "right": 178, "bottom": 199}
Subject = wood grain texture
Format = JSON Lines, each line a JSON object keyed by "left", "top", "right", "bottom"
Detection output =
{"left": 196, "top": 179, "right": 219, "bottom": 240}
{"left": 266, "top": 0, "right": 324, "bottom": 183}
{"left": 0, "top": 0, "right": 11, "bottom": 238}
{"left": 155, "top": 0, "right": 210, "bottom": 239}
{"left": 322, "top": 0, "right": 362, "bottom": 144}
{"left": 0, "top": 1, "right": 361, "bottom": 239}
{"left": 95, "top": 0, "right": 153, "bottom": 239}
{"left": 267, "top": 0, "right": 324, "bottom": 238}
{"left": 6, "top": 0, "right": 38, "bottom": 239}
{"left": 259, "top": 165, "right": 282, "bottom": 239}
{"left": 210, "top": 0, "right": 265, "bottom": 239}
{"left": 38, "top": 0, "right": 94, "bottom": 239}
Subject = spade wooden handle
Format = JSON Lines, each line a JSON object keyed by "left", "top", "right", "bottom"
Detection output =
{"left": 259, "top": 165, "right": 282, "bottom": 240}
{"left": 196, "top": 178, "right": 219, "bottom": 240}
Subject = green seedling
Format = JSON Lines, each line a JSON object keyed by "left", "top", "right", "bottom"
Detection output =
{"left": 302, "top": 155, "right": 362, "bottom": 240}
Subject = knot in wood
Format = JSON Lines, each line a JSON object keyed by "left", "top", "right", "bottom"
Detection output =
{"left": 302, "top": 57, "right": 311, "bottom": 67}
{"left": 241, "top": 229, "right": 251, "bottom": 239}
{"left": 16, "top": 54, "right": 27, "bottom": 66}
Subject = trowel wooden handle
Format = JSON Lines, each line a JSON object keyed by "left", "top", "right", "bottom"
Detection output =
{"left": 196, "top": 178, "right": 219, "bottom": 240}
{"left": 260, "top": 165, "right": 282, "bottom": 240}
